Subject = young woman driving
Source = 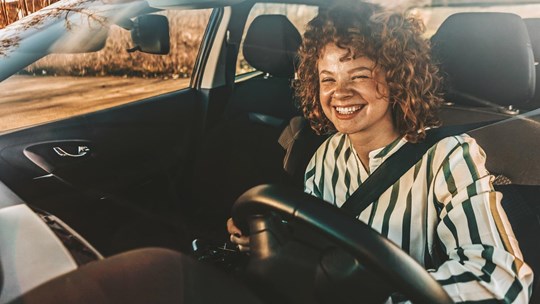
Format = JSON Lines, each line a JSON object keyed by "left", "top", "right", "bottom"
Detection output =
{"left": 228, "top": 2, "right": 533, "bottom": 302}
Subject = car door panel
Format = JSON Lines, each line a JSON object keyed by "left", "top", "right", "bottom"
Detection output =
{"left": 0, "top": 88, "right": 205, "bottom": 255}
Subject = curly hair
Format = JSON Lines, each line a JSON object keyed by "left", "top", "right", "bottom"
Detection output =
{"left": 296, "top": 1, "right": 443, "bottom": 143}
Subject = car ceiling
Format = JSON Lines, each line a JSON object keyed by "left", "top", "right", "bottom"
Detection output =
{"left": 281, "top": 0, "right": 540, "bottom": 7}
{"left": 148, "top": 0, "right": 540, "bottom": 9}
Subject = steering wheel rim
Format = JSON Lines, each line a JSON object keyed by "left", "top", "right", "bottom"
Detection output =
{"left": 232, "top": 184, "right": 454, "bottom": 304}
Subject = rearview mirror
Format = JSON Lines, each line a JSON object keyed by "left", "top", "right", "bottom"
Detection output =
{"left": 129, "top": 15, "right": 170, "bottom": 55}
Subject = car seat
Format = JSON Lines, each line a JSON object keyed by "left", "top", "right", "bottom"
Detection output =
{"left": 431, "top": 12, "right": 540, "bottom": 183}
{"left": 187, "top": 15, "right": 303, "bottom": 238}
{"left": 432, "top": 12, "right": 540, "bottom": 301}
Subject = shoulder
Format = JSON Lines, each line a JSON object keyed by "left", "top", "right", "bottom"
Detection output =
{"left": 430, "top": 133, "right": 483, "bottom": 156}
{"left": 311, "top": 132, "right": 344, "bottom": 158}
{"left": 428, "top": 133, "right": 488, "bottom": 173}
{"left": 305, "top": 133, "right": 344, "bottom": 171}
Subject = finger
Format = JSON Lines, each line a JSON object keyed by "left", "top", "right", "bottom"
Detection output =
{"left": 236, "top": 244, "right": 250, "bottom": 252}
{"left": 226, "top": 218, "right": 242, "bottom": 236}
{"left": 230, "top": 234, "right": 250, "bottom": 246}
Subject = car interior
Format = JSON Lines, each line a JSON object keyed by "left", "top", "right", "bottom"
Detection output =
{"left": 0, "top": 0, "right": 539, "bottom": 303}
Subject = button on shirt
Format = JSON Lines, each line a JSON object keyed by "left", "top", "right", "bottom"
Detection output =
{"left": 304, "top": 132, "right": 533, "bottom": 303}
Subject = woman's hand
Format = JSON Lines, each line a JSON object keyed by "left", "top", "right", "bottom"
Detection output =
{"left": 227, "top": 218, "right": 251, "bottom": 252}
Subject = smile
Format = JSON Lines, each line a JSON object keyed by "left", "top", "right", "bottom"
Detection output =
{"left": 334, "top": 105, "right": 364, "bottom": 115}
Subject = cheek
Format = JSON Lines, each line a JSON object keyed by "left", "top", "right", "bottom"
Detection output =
{"left": 374, "top": 77, "right": 390, "bottom": 99}
{"left": 319, "top": 88, "right": 332, "bottom": 106}
{"left": 371, "top": 99, "right": 392, "bottom": 117}
{"left": 319, "top": 84, "right": 331, "bottom": 99}
{"left": 318, "top": 95, "right": 333, "bottom": 117}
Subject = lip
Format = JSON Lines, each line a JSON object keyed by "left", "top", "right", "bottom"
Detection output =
{"left": 333, "top": 104, "right": 365, "bottom": 120}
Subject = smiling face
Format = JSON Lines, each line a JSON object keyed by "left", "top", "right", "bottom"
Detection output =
{"left": 318, "top": 43, "right": 396, "bottom": 141}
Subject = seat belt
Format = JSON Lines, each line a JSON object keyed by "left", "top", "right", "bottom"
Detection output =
{"left": 340, "top": 120, "right": 500, "bottom": 217}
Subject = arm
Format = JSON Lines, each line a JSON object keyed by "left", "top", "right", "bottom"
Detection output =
{"left": 429, "top": 136, "right": 533, "bottom": 303}
{"left": 304, "top": 152, "right": 317, "bottom": 196}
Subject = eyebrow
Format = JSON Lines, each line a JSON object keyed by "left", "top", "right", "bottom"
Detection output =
{"left": 319, "top": 66, "right": 372, "bottom": 75}
{"left": 348, "top": 67, "right": 372, "bottom": 73}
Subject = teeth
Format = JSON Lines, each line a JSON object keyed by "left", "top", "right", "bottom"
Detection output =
{"left": 335, "top": 105, "right": 363, "bottom": 115}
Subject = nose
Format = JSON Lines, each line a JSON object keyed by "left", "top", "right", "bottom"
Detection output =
{"left": 332, "top": 80, "right": 353, "bottom": 100}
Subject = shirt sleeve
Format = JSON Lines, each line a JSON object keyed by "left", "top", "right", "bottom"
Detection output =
{"left": 429, "top": 135, "right": 534, "bottom": 303}
{"left": 304, "top": 147, "right": 318, "bottom": 197}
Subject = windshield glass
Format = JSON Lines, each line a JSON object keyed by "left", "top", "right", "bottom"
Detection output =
{"left": 0, "top": 0, "right": 211, "bottom": 132}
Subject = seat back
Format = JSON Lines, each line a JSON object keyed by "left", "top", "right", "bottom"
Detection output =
{"left": 495, "top": 184, "right": 540, "bottom": 303}
{"left": 431, "top": 12, "right": 539, "bottom": 182}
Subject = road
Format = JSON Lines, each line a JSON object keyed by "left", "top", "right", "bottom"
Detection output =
{"left": 0, "top": 75, "right": 190, "bottom": 132}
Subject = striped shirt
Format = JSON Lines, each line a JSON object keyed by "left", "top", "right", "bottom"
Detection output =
{"left": 304, "top": 132, "right": 533, "bottom": 303}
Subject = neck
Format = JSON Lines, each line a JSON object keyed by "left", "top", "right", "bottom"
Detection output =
{"left": 349, "top": 126, "right": 400, "bottom": 171}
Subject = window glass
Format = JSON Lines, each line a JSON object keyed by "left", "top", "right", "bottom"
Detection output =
{"left": 0, "top": 8, "right": 211, "bottom": 132}
{"left": 236, "top": 3, "right": 318, "bottom": 76}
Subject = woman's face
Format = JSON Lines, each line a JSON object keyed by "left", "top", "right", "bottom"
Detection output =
{"left": 318, "top": 43, "right": 395, "bottom": 138}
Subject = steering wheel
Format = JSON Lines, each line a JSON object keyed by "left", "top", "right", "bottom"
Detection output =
{"left": 232, "top": 184, "right": 454, "bottom": 304}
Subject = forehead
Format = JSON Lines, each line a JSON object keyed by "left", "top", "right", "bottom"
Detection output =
{"left": 318, "top": 43, "right": 375, "bottom": 69}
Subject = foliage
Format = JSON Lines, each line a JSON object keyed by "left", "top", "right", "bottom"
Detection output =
{"left": 22, "top": 10, "right": 211, "bottom": 78}
{"left": 0, "top": 0, "right": 58, "bottom": 28}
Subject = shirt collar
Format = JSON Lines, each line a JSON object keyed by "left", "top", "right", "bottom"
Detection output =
{"left": 371, "top": 136, "right": 408, "bottom": 159}
{"left": 344, "top": 133, "right": 408, "bottom": 172}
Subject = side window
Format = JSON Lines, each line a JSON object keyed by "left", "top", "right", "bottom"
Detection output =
{"left": 0, "top": 9, "right": 211, "bottom": 132}
{"left": 236, "top": 4, "right": 318, "bottom": 76}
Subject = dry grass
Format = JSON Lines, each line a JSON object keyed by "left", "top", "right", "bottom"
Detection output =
{"left": 0, "top": 0, "right": 57, "bottom": 28}
{"left": 24, "top": 10, "right": 211, "bottom": 78}
{"left": 0, "top": 75, "right": 189, "bottom": 131}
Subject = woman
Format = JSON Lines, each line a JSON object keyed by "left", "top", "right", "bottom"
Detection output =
{"left": 228, "top": 2, "right": 533, "bottom": 302}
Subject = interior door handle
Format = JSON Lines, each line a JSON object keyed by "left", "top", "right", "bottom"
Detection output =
{"left": 53, "top": 146, "right": 90, "bottom": 158}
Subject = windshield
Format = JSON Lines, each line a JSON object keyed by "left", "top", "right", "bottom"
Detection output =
{"left": 0, "top": 0, "right": 211, "bottom": 132}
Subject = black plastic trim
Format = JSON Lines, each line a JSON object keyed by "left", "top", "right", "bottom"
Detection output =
{"left": 192, "top": 8, "right": 224, "bottom": 89}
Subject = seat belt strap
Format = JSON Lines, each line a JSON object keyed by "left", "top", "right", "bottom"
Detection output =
{"left": 340, "top": 120, "right": 499, "bottom": 217}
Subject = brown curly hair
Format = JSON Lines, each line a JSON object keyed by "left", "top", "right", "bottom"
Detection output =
{"left": 296, "top": 1, "right": 443, "bottom": 143}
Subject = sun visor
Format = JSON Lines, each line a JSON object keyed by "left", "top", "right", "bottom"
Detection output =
{"left": 431, "top": 12, "right": 536, "bottom": 107}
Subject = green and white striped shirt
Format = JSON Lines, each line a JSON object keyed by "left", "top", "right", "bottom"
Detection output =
{"left": 304, "top": 132, "right": 533, "bottom": 303}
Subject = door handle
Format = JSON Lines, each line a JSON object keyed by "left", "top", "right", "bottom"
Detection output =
{"left": 53, "top": 146, "right": 90, "bottom": 158}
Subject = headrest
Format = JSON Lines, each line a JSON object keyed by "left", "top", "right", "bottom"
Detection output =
{"left": 431, "top": 13, "right": 535, "bottom": 107}
{"left": 243, "top": 15, "right": 302, "bottom": 78}
{"left": 524, "top": 18, "right": 540, "bottom": 109}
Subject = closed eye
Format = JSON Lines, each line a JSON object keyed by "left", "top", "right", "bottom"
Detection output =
{"left": 320, "top": 77, "right": 335, "bottom": 83}
{"left": 352, "top": 75, "right": 370, "bottom": 80}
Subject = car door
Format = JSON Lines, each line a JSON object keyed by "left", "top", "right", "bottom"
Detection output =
{"left": 0, "top": 5, "right": 226, "bottom": 256}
